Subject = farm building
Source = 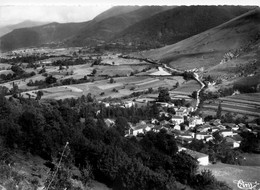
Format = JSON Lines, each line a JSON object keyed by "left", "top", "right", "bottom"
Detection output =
{"left": 178, "top": 147, "right": 209, "bottom": 166}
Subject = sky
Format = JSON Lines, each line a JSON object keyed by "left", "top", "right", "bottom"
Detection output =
{"left": 0, "top": 0, "right": 259, "bottom": 26}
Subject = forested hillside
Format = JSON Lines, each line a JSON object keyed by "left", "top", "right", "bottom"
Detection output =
{"left": 0, "top": 94, "right": 231, "bottom": 189}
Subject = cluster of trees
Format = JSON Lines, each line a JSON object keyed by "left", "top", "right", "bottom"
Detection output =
{"left": 52, "top": 58, "right": 86, "bottom": 66}
{"left": 0, "top": 55, "right": 52, "bottom": 64}
{"left": 0, "top": 65, "right": 36, "bottom": 82}
{"left": 0, "top": 94, "right": 231, "bottom": 189}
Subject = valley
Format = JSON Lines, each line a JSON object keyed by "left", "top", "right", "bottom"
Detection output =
{"left": 0, "top": 4, "right": 260, "bottom": 190}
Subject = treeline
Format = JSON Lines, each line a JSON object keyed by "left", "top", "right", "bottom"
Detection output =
{"left": 0, "top": 95, "right": 231, "bottom": 190}
{"left": 0, "top": 55, "right": 52, "bottom": 64}
{"left": 0, "top": 65, "right": 36, "bottom": 82}
{"left": 52, "top": 58, "right": 87, "bottom": 66}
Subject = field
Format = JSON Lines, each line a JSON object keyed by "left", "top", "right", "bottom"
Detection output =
{"left": 20, "top": 75, "right": 186, "bottom": 100}
{"left": 174, "top": 80, "right": 201, "bottom": 94}
{"left": 0, "top": 52, "right": 195, "bottom": 102}
{"left": 101, "top": 54, "right": 148, "bottom": 65}
{"left": 94, "top": 65, "right": 152, "bottom": 76}
{"left": 200, "top": 163, "right": 260, "bottom": 190}
{"left": 203, "top": 93, "right": 260, "bottom": 117}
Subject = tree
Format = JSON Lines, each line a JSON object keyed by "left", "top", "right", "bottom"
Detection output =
{"left": 36, "top": 91, "right": 44, "bottom": 100}
{"left": 45, "top": 75, "right": 57, "bottom": 84}
{"left": 216, "top": 102, "right": 222, "bottom": 119}
{"left": 192, "top": 91, "right": 197, "bottom": 99}
{"left": 175, "top": 82, "right": 179, "bottom": 88}
{"left": 158, "top": 88, "right": 170, "bottom": 102}
{"left": 109, "top": 78, "right": 115, "bottom": 83}
{"left": 92, "top": 69, "right": 97, "bottom": 75}
{"left": 115, "top": 117, "right": 129, "bottom": 136}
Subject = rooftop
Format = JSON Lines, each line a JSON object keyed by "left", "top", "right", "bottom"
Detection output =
{"left": 179, "top": 147, "right": 208, "bottom": 159}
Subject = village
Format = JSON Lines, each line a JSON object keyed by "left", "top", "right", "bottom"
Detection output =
{"left": 100, "top": 96, "right": 259, "bottom": 166}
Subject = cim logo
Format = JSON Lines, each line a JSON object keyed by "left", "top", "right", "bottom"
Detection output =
{"left": 233, "top": 179, "right": 260, "bottom": 190}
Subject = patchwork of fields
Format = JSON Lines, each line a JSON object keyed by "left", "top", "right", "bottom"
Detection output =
{"left": 20, "top": 75, "right": 187, "bottom": 100}
{"left": 203, "top": 93, "right": 260, "bottom": 117}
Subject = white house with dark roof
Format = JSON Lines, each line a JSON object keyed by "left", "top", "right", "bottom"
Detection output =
{"left": 171, "top": 116, "right": 184, "bottom": 125}
{"left": 219, "top": 129, "right": 235, "bottom": 137}
{"left": 196, "top": 132, "right": 212, "bottom": 141}
{"left": 127, "top": 123, "right": 152, "bottom": 136}
{"left": 225, "top": 137, "right": 241, "bottom": 148}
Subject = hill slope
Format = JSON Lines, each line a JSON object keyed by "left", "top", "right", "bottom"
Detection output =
{"left": 0, "top": 6, "right": 173, "bottom": 51}
{"left": 65, "top": 6, "right": 174, "bottom": 46}
{"left": 115, "top": 6, "right": 253, "bottom": 49}
{"left": 0, "top": 21, "right": 89, "bottom": 51}
{"left": 137, "top": 8, "right": 260, "bottom": 75}
{"left": 93, "top": 6, "right": 141, "bottom": 22}
{"left": 0, "top": 20, "right": 49, "bottom": 37}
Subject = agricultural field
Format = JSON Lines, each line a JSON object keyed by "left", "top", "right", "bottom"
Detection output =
{"left": 203, "top": 93, "right": 260, "bottom": 117}
{"left": 101, "top": 54, "right": 148, "bottom": 65}
{"left": 174, "top": 80, "right": 201, "bottom": 94}
{"left": 93, "top": 65, "right": 152, "bottom": 76}
{"left": 20, "top": 75, "right": 185, "bottom": 100}
{"left": 0, "top": 63, "right": 12, "bottom": 69}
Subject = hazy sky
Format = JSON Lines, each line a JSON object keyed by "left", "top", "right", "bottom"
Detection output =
{"left": 0, "top": 0, "right": 259, "bottom": 26}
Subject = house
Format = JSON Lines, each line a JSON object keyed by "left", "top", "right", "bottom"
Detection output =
{"left": 223, "top": 123, "right": 237, "bottom": 129}
{"left": 174, "top": 125, "right": 181, "bottom": 131}
{"left": 156, "top": 102, "right": 175, "bottom": 108}
{"left": 211, "top": 126, "right": 221, "bottom": 133}
{"left": 179, "top": 132, "right": 194, "bottom": 139}
{"left": 196, "top": 124, "right": 211, "bottom": 132}
{"left": 151, "top": 118, "right": 159, "bottom": 125}
{"left": 210, "top": 119, "right": 221, "bottom": 126}
{"left": 127, "top": 123, "right": 152, "bottom": 136}
{"left": 199, "top": 124, "right": 212, "bottom": 133}
{"left": 152, "top": 125, "right": 161, "bottom": 132}
{"left": 176, "top": 136, "right": 193, "bottom": 144}
{"left": 219, "top": 129, "right": 234, "bottom": 137}
{"left": 175, "top": 107, "right": 188, "bottom": 117}
{"left": 196, "top": 132, "right": 212, "bottom": 141}
{"left": 178, "top": 147, "right": 209, "bottom": 166}
{"left": 171, "top": 116, "right": 184, "bottom": 125}
{"left": 188, "top": 116, "right": 204, "bottom": 127}
{"left": 238, "top": 123, "right": 246, "bottom": 129}
{"left": 225, "top": 136, "right": 241, "bottom": 148}
{"left": 102, "top": 102, "right": 110, "bottom": 107}
{"left": 124, "top": 101, "right": 135, "bottom": 108}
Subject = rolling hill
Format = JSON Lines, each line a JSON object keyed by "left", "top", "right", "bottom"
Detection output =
{"left": 65, "top": 6, "right": 175, "bottom": 46}
{"left": 0, "top": 6, "right": 173, "bottom": 52}
{"left": 114, "top": 6, "right": 253, "bottom": 49}
{"left": 0, "top": 20, "right": 49, "bottom": 37}
{"left": 0, "top": 21, "right": 89, "bottom": 51}
{"left": 0, "top": 6, "right": 256, "bottom": 52}
{"left": 136, "top": 8, "right": 260, "bottom": 78}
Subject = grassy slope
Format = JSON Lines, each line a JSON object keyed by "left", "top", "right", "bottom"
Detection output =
{"left": 200, "top": 163, "right": 260, "bottom": 190}
{"left": 138, "top": 8, "right": 260, "bottom": 75}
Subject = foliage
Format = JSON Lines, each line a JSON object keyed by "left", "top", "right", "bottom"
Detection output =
{"left": 0, "top": 95, "right": 231, "bottom": 189}
{"left": 158, "top": 88, "right": 171, "bottom": 102}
